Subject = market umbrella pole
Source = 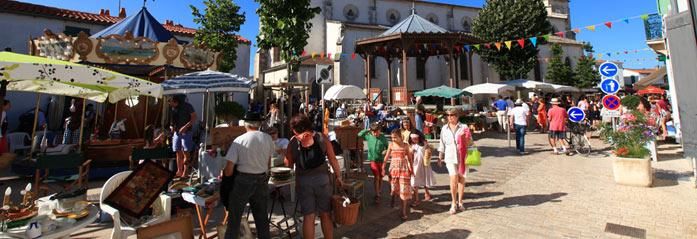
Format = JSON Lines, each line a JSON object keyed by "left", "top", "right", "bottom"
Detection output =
{"left": 29, "top": 93, "right": 41, "bottom": 155}
{"left": 78, "top": 100, "right": 87, "bottom": 151}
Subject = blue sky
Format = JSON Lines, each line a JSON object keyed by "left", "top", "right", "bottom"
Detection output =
{"left": 23, "top": 0, "right": 661, "bottom": 74}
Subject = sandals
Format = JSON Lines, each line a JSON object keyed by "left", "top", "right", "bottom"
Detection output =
{"left": 411, "top": 200, "right": 421, "bottom": 207}
{"left": 400, "top": 214, "right": 408, "bottom": 221}
{"left": 449, "top": 205, "right": 457, "bottom": 215}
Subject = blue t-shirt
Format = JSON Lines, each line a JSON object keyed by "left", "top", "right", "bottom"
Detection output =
{"left": 494, "top": 99, "right": 508, "bottom": 111}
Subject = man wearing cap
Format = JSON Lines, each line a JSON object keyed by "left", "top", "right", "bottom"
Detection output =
{"left": 508, "top": 99, "right": 530, "bottom": 154}
{"left": 547, "top": 98, "right": 569, "bottom": 154}
{"left": 222, "top": 111, "right": 275, "bottom": 239}
{"left": 358, "top": 122, "right": 389, "bottom": 204}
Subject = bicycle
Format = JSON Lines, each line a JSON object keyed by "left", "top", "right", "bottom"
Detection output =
{"left": 565, "top": 120, "right": 592, "bottom": 156}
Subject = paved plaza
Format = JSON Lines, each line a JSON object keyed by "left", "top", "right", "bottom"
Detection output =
{"left": 16, "top": 131, "right": 696, "bottom": 239}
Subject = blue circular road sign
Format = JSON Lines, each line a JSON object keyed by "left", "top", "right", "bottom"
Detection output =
{"left": 599, "top": 62, "right": 619, "bottom": 78}
{"left": 600, "top": 78, "right": 621, "bottom": 95}
{"left": 567, "top": 107, "right": 586, "bottom": 123}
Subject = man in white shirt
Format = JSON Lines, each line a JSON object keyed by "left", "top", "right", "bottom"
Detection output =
{"left": 222, "top": 112, "right": 275, "bottom": 239}
{"left": 508, "top": 99, "right": 530, "bottom": 154}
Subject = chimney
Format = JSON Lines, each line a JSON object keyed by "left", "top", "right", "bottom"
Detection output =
{"left": 99, "top": 9, "right": 105, "bottom": 16}
{"left": 104, "top": 9, "right": 110, "bottom": 16}
{"left": 119, "top": 8, "right": 126, "bottom": 18}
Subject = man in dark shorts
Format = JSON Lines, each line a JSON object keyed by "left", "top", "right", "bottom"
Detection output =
{"left": 168, "top": 95, "right": 196, "bottom": 178}
{"left": 547, "top": 98, "right": 569, "bottom": 154}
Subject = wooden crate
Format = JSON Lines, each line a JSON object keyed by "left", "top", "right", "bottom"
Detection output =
{"left": 333, "top": 126, "right": 362, "bottom": 150}
{"left": 210, "top": 126, "right": 246, "bottom": 151}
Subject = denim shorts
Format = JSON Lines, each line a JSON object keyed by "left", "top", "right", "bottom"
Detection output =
{"left": 297, "top": 174, "right": 332, "bottom": 216}
{"left": 172, "top": 131, "right": 193, "bottom": 152}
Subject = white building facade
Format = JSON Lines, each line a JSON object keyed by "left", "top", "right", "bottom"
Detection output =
{"left": 256, "top": 0, "right": 584, "bottom": 100}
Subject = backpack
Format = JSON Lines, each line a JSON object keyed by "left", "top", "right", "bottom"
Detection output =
{"left": 290, "top": 132, "right": 327, "bottom": 171}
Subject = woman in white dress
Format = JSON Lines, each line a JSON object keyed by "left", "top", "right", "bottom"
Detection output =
{"left": 409, "top": 132, "right": 436, "bottom": 206}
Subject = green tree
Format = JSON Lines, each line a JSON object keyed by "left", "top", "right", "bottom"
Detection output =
{"left": 255, "top": 0, "right": 320, "bottom": 73}
{"left": 472, "top": 0, "right": 552, "bottom": 80}
{"left": 573, "top": 42, "right": 600, "bottom": 89}
{"left": 190, "top": 0, "right": 246, "bottom": 72}
{"left": 545, "top": 43, "right": 574, "bottom": 85}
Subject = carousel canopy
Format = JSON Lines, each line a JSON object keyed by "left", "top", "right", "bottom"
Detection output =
{"left": 91, "top": 7, "right": 175, "bottom": 42}
{"left": 414, "top": 85, "right": 472, "bottom": 98}
{"left": 463, "top": 83, "right": 515, "bottom": 95}
{"left": 0, "top": 51, "right": 162, "bottom": 103}
{"left": 162, "top": 69, "right": 256, "bottom": 94}
{"left": 323, "top": 85, "right": 366, "bottom": 100}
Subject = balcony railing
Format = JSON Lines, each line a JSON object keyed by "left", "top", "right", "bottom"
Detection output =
{"left": 644, "top": 13, "right": 663, "bottom": 41}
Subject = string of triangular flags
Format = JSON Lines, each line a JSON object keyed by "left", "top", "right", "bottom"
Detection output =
{"left": 539, "top": 56, "right": 658, "bottom": 63}
{"left": 279, "top": 12, "right": 658, "bottom": 59}
{"left": 595, "top": 48, "right": 654, "bottom": 59}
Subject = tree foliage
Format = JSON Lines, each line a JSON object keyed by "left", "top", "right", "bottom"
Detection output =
{"left": 472, "top": 0, "right": 552, "bottom": 80}
{"left": 191, "top": 0, "right": 246, "bottom": 72}
{"left": 256, "top": 0, "right": 320, "bottom": 73}
{"left": 545, "top": 43, "right": 574, "bottom": 85}
{"left": 573, "top": 42, "right": 600, "bottom": 89}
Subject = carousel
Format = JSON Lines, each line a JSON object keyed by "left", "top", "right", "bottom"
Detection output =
{"left": 22, "top": 7, "right": 224, "bottom": 173}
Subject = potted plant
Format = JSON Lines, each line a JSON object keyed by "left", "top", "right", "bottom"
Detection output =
{"left": 600, "top": 95, "right": 656, "bottom": 187}
{"left": 215, "top": 101, "right": 245, "bottom": 126}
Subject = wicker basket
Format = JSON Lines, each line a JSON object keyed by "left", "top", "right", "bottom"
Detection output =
{"left": 332, "top": 195, "right": 360, "bottom": 225}
{"left": 0, "top": 153, "right": 17, "bottom": 170}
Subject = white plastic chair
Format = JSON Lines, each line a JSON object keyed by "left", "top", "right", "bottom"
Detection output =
{"left": 99, "top": 171, "right": 172, "bottom": 239}
{"left": 7, "top": 132, "right": 30, "bottom": 154}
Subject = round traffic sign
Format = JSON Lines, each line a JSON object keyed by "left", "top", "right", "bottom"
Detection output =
{"left": 600, "top": 78, "right": 620, "bottom": 95}
{"left": 567, "top": 107, "right": 586, "bottom": 123}
{"left": 599, "top": 61, "right": 619, "bottom": 78}
{"left": 602, "top": 95, "right": 621, "bottom": 111}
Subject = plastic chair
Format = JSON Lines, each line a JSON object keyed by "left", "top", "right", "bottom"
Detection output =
{"left": 100, "top": 171, "right": 172, "bottom": 239}
{"left": 7, "top": 132, "right": 30, "bottom": 154}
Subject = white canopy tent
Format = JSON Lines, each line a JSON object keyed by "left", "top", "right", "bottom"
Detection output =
{"left": 505, "top": 79, "right": 555, "bottom": 91}
{"left": 549, "top": 83, "right": 581, "bottom": 93}
{"left": 323, "top": 85, "right": 366, "bottom": 100}
{"left": 463, "top": 83, "right": 515, "bottom": 95}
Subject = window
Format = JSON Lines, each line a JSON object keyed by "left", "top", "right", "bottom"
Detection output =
{"left": 461, "top": 17, "right": 472, "bottom": 33}
{"left": 63, "top": 26, "right": 90, "bottom": 36}
{"left": 369, "top": 57, "right": 376, "bottom": 79}
{"left": 273, "top": 47, "right": 280, "bottom": 63}
{"left": 459, "top": 57, "right": 468, "bottom": 81}
{"left": 416, "top": 57, "right": 426, "bottom": 79}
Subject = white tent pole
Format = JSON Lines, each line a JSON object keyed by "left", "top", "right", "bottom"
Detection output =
{"left": 29, "top": 94, "right": 41, "bottom": 155}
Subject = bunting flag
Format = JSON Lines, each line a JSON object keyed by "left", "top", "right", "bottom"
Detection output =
{"left": 597, "top": 54, "right": 603, "bottom": 59}
{"left": 530, "top": 37, "right": 538, "bottom": 47}
{"left": 604, "top": 21, "right": 613, "bottom": 29}
{"left": 484, "top": 43, "right": 491, "bottom": 49}
{"left": 585, "top": 25, "right": 596, "bottom": 31}
{"left": 311, "top": 52, "right": 316, "bottom": 59}
{"left": 494, "top": 42, "right": 502, "bottom": 50}
{"left": 351, "top": 53, "right": 356, "bottom": 59}
{"left": 623, "top": 18, "right": 630, "bottom": 24}
{"left": 554, "top": 31, "right": 565, "bottom": 38}
{"left": 473, "top": 44, "right": 480, "bottom": 50}
{"left": 606, "top": 53, "right": 612, "bottom": 57}
{"left": 504, "top": 41, "right": 512, "bottom": 49}
{"left": 517, "top": 38, "right": 526, "bottom": 48}
{"left": 328, "top": 53, "right": 333, "bottom": 59}
{"left": 641, "top": 14, "right": 649, "bottom": 20}
{"left": 464, "top": 45, "right": 471, "bottom": 52}
{"left": 320, "top": 52, "right": 325, "bottom": 59}
{"left": 301, "top": 50, "right": 306, "bottom": 56}
{"left": 542, "top": 34, "right": 550, "bottom": 42}
{"left": 572, "top": 28, "right": 581, "bottom": 33}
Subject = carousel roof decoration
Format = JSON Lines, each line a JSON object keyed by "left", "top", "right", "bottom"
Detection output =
{"left": 91, "top": 7, "right": 176, "bottom": 43}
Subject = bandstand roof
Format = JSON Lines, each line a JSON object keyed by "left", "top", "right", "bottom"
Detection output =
{"left": 355, "top": 11, "right": 480, "bottom": 58}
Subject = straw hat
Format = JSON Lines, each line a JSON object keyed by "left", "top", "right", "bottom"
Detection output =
{"left": 550, "top": 98, "right": 561, "bottom": 105}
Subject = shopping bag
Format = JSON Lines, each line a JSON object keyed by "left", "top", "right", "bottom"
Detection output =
{"left": 466, "top": 147, "right": 481, "bottom": 166}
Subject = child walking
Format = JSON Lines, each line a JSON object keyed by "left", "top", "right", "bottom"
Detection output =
{"left": 384, "top": 129, "right": 414, "bottom": 220}
{"left": 409, "top": 132, "right": 436, "bottom": 207}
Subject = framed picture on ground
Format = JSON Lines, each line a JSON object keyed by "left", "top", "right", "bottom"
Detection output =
{"left": 104, "top": 160, "right": 174, "bottom": 218}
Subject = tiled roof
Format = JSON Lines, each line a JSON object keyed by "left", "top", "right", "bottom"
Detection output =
{"left": 0, "top": 0, "right": 251, "bottom": 44}
{"left": 625, "top": 68, "right": 657, "bottom": 75}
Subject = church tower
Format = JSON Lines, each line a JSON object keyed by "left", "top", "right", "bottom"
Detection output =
{"left": 544, "top": 0, "right": 573, "bottom": 39}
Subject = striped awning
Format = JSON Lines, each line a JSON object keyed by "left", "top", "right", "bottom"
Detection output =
{"left": 162, "top": 70, "right": 256, "bottom": 94}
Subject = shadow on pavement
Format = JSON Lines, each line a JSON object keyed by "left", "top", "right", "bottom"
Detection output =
{"left": 464, "top": 192, "right": 567, "bottom": 210}
{"left": 430, "top": 192, "right": 504, "bottom": 203}
{"left": 404, "top": 229, "right": 472, "bottom": 238}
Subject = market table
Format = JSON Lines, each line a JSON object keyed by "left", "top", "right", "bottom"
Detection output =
{"left": 0, "top": 205, "right": 99, "bottom": 239}
{"left": 182, "top": 191, "right": 221, "bottom": 239}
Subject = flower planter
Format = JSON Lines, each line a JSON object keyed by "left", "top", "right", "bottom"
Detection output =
{"left": 612, "top": 156, "right": 653, "bottom": 187}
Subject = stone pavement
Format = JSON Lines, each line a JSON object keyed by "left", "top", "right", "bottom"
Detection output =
{"left": 4, "top": 131, "right": 696, "bottom": 238}
{"left": 335, "top": 131, "right": 697, "bottom": 239}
